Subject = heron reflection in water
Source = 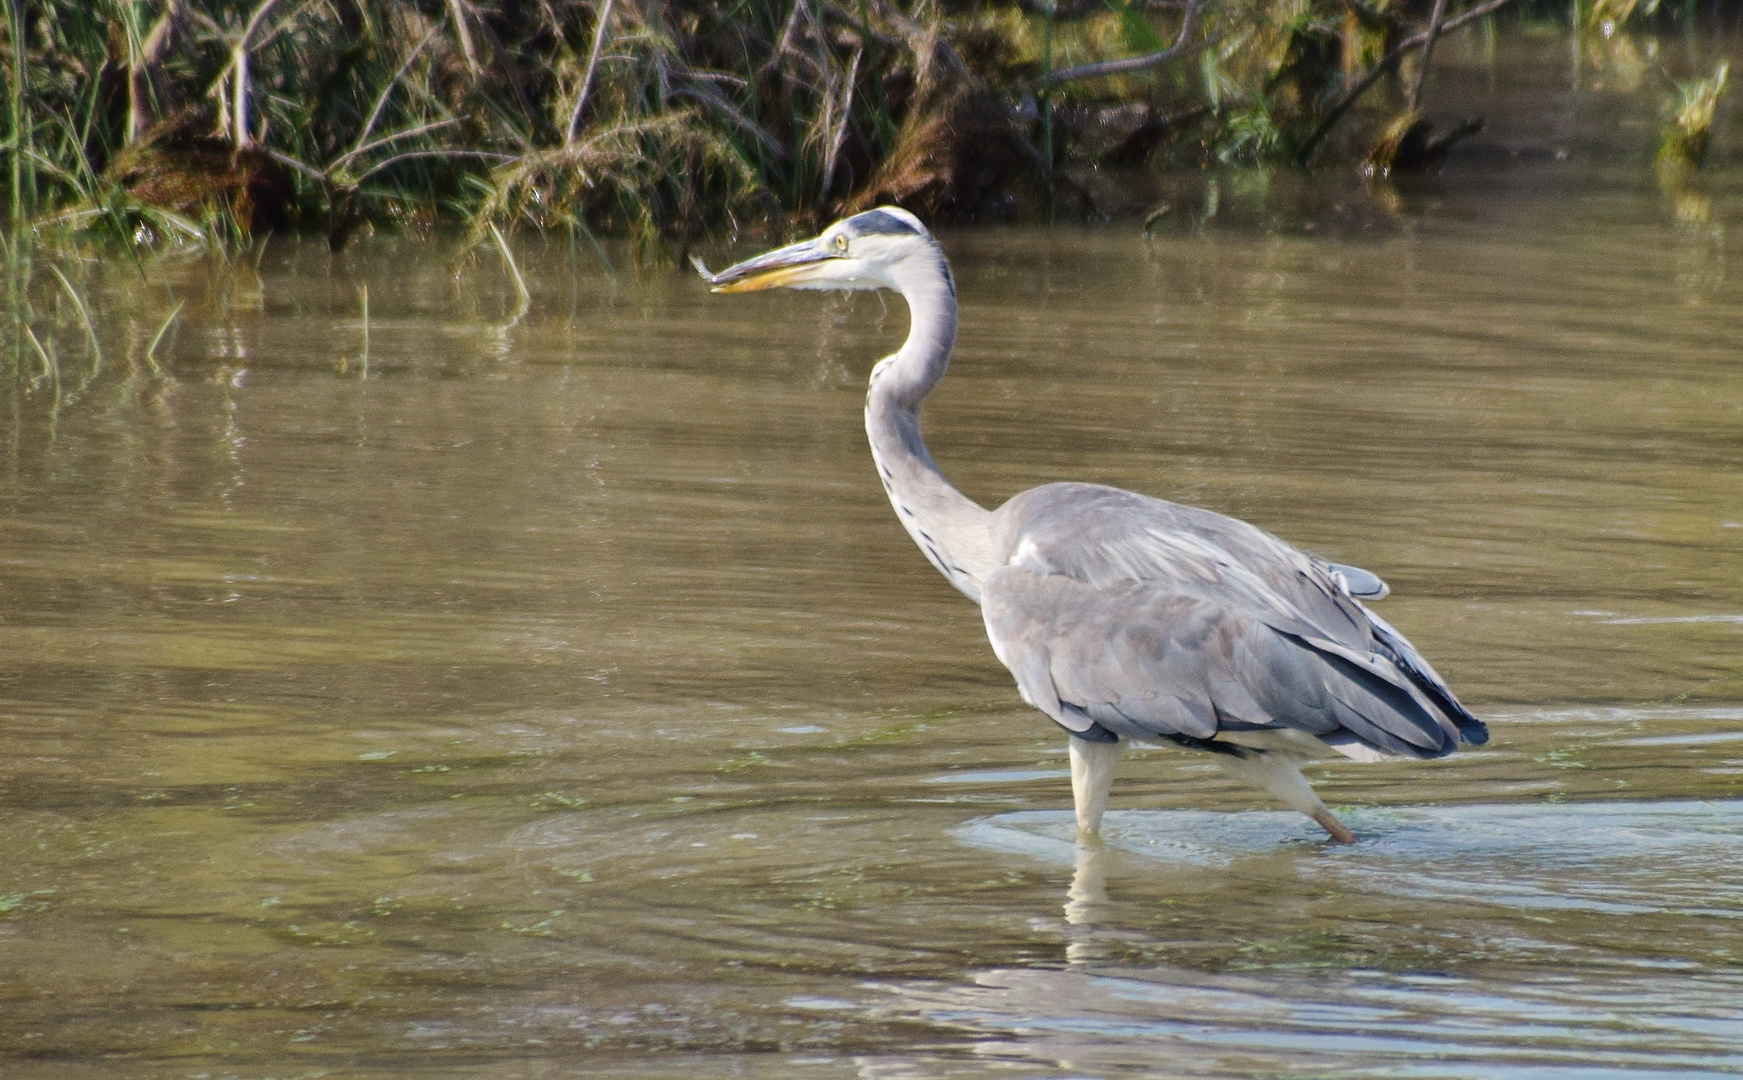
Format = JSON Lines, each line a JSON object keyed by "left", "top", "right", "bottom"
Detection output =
{"left": 698, "top": 207, "right": 1487, "bottom": 846}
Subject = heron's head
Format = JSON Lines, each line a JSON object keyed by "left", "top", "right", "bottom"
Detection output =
{"left": 697, "top": 207, "right": 943, "bottom": 295}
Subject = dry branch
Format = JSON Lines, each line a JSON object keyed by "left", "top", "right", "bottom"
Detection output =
{"left": 566, "top": 0, "right": 618, "bottom": 147}
{"left": 1408, "top": 0, "right": 1451, "bottom": 112}
{"left": 1294, "top": 0, "right": 1520, "bottom": 165}
{"left": 1040, "top": 0, "right": 1203, "bottom": 85}
{"left": 1014, "top": 0, "right": 1191, "bottom": 20}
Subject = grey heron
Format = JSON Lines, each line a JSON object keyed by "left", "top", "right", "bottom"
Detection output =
{"left": 697, "top": 207, "right": 1487, "bottom": 844}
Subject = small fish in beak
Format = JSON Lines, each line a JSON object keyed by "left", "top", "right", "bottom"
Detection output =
{"left": 691, "top": 237, "right": 836, "bottom": 293}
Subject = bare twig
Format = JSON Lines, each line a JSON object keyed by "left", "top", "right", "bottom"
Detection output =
{"left": 818, "top": 7, "right": 903, "bottom": 51}
{"left": 1408, "top": 0, "right": 1450, "bottom": 112}
{"left": 205, "top": 0, "right": 321, "bottom": 148}
{"left": 260, "top": 146, "right": 328, "bottom": 181}
{"left": 1039, "top": 0, "right": 1203, "bottom": 85}
{"left": 821, "top": 47, "right": 861, "bottom": 198}
{"left": 878, "top": 4, "right": 972, "bottom": 82}
{"left": 231, "top": 0, "right": 281, "bottom": 147}
{"left": 338, "top": 23, "right": 443, "bottom": 170}
{"left": 353, "top": 148, "right": 513, "bottom": 183}
{"left": 669, "top": 79, "right": 784, "bottom": 156}
{"left": 565, "top": 0, "right": 617, "bottom": 147}
{"left": 262, "top": 108, "right": 472, "bottom": 194}
{"left": 1294, "top": 0, "right": 1519, "bottom": 165}
{"left": 446, "top": 0, "right": 481, "bottom": 75}
{"left": 1015, "top": 0, "right": 1189, "bottom": 16}
{"left": 767, "top": 0, "right": 807, "bottom": 76}
{"left": 127, "top": 0, "right": 182, "bottom": 144}
{"left": 333, "top": 118, "right": 462, "bottom": 174}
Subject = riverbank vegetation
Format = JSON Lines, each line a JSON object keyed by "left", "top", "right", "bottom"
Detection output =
{"left": 1, "top": 0, "right": 1731, "bottom": 257}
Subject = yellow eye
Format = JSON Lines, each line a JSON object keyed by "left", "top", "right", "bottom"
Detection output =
{"left": 834, "top": 234, "right": 850, "bottom": 253}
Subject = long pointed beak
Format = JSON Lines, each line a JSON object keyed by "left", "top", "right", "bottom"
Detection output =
{"left": 692, "top": 237, "right": 834, "bottom": 293}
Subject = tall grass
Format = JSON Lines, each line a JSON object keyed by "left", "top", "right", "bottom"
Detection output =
{"left": 1, "top": 0, "right": 1037, "bottom": 248}
{"left": 1659, "top": 59, "right": 1729, "bottom": 168}
{"left": 4, "top": 0, "right": 29, "bottom": 228}
{"left": 0, "top": 0, "right": 1729, "bottom": 254}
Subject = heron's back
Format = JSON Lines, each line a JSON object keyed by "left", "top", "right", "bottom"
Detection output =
{"left": 981, "top": 482, "right": 1487, "bottom": 757}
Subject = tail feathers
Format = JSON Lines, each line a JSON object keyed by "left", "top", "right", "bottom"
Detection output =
{"left": 1365, "top": 614, "right": 1488, "bottom": 746}
{"left": 1263, "top": 627, "right": 1460, "bottom": 758}
{"left": 1317, "top": 650, "right": 1462, "bottom": 758}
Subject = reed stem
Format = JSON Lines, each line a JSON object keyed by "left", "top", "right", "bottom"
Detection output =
{"left": 489, "top": 222, "right": 531, "bottom": 320}
{"left": 5, "top": 0, "right": 29, "bottom": 227}
{"left": 1041, "top": 0, "right": 1054, "bottom": 215}
{"left": 357, "top": 284, "right": 369, "bottom": 377}
{"left": 144, "top": 301, "right": 182, "bottom": 375}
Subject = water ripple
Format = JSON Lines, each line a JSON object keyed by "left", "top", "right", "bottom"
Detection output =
{"left": 888, "top": 964, "right": 1743, "bottom": 1078}
{"left": 956, "top": 800, "right": 1743, "bottom": 917}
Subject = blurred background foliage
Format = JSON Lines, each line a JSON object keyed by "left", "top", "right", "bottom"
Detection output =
{"left": 0, "top": 0, "right": 1729, "bottom": 253}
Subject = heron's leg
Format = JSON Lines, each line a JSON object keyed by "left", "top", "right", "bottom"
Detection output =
{"left": 1216, "top": 751, "right": 1357, "bottom": 844}
{"left": 1068, "top": 737, "right": 1124, "bottom": 836}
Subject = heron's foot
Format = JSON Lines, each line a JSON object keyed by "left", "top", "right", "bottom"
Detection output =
{"left": 1311, "top": 808, "right": 1358, "bottom": 845}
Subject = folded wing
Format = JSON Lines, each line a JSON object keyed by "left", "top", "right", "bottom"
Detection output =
{"left": 981, "top": 483, "right": 1486, "bottom": 757}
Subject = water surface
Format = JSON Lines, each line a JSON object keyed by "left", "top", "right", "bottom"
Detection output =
{"left": 4, "top": 41, "right": 1743, "bottom": 1080}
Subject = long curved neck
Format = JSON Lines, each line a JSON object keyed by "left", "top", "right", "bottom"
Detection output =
{"left": 865, "top": 252, "right": 994, "bottom": 600}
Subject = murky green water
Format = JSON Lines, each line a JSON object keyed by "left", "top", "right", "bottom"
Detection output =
{"left": 5, "top": 37, "right": 1743, "bottom": 1080}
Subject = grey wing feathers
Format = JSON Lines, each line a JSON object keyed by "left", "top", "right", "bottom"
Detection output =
{"left": 983, "top": 568, "right": 1227, "bottom": 744}
{"left": 982, "top": 483, "right": 1486, "bottom": 758}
